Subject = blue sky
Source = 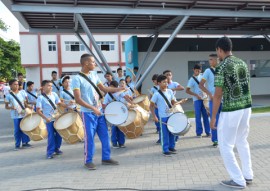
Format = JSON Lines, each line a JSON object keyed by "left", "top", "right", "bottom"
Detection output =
{"left": 0, "top": 1, "right": 19, "bottom": 42}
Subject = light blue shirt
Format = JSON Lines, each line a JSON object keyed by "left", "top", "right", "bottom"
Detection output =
{"left": 127, "top": 81, "right": 135, "bottom": 90}
{"left": 187, "top": 74, "right": 204, "bottom": 102}
{"left": 103, "top": 92, "right": 120, "bottom": 105}
{"left": 115, "top": 76, "right": 125, "bottom": 83}
{"left": 118, "top": 89, "right": 133, "bottom": 105}
{"left": 167, "top": 81, "right": 180, "bottom": 95}
{"left": 26, "top": 90, "right": 38, "bottom": 104}
{"left": 202, "top": 68, "right": 215, "bottom": 95}
{"left": 151, "top": 89, "right": 176, "bottom": 118}
{"left": 5, "top": 91, "right": 27, "bottom": 119}
{"left": 150, "top": 85, "right": 159, "bottom": 95}
{"left": 52, "top": 79, "right": 60, "bottom": 94}
{"left": 36, "top": 92, "right": 60, "bottom": 120}
{"left": 72, "top": 71, "right": 102, "bottom": 113}
{"left": 59, "top": 89, "right": 74, "bottom": 102}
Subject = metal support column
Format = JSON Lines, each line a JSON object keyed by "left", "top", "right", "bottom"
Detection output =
{"left": 263, "top": 34, "right": 270, "bottom": 43}
{"left": 135, "top": 32, "right": 159, "bottom": 84}
{"left": 135, "top": 16, "right": 189, "bottom": 89}
{"left": 75, "top": 32, "right": 106, "bottom": 74}
{"left": 75, "top": 13, "right": 115, "bottom": 77}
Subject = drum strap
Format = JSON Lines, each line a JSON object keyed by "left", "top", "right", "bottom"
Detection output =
{"left": 153, "top": 86, "right": 158, "bottom": 90}
{"left": 27, "top": 91, "right": 37, "bottom": 99}
{"left": 78, "top": 73, "right": 103, "bottom": 99}
{"left": 10, "top": 92, "right": 25, "bottom": 110}
{"left": 52, "top": 80, "right": 60, "bottom": 91}
{"left": 192, "top": 76, "right": 200, "bottom": 85}
{"left": 42, "top": 93, "right": 56, "bottom": 110}
{"left": 210, "top": 68, "right": 215, "bottom": 75}
{"left": 63, "top": 89, "right": 74, "bottom": 100}
{"left": 108, "top": 93, "right": 116, "bottom": 101}
{"left": 158, "top": 90, "right": 172, "bottom": 109}
{"left": 127, "top": 84, "right": 134, "bottom": 93}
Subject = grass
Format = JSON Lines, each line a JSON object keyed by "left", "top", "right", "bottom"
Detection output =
{"left": 185, "top": 106, "right": 270, "bottom": 118}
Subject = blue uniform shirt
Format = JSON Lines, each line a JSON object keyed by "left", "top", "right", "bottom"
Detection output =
{"left": 26, "top": 90, "right": 38, "bottom": 105}
{"left": 36, "top": 92, "right": 60, "bottom": 120}
{"left": 115, "top": 76, "right": 125, "bottom": 83}
{"left": 187, "top": 74, "right": 204, "bottom": 102}
{"left": 202, "top": 68, "right": 215, "bottom": 96}
{"left": 167, "top": 81, "right": 180, "bottom": 95}
{"left": 72, "top": 71, "right": 102, "bottom": 113}
{"left": 5, "top": 91, "right": 27, "bottom": 119}
{"left": 151, "top": 89, "right": 176, "bottom": 118}
{"left": 52, "top": 79, "right": 60, "bottom": 94}
{"left": 150, "top": 85, "right": 159, "bottom": 95}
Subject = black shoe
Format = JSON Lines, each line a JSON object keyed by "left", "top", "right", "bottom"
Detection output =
{"left": 213, "top": 141, "right": 218, "bottom": 147}
{"left": 163, "top": 152, "right": 172, "bottom": 157}
{"left": 155, "top": 140, "right": 161, "bottom": 145}
{"left": 22, "top": 143, "right": 33, "bottom": 148}
{"left": 112, "top": 144, "right": 119, "bottom": 149}
{"left": 54, "top": 149, "right": 63, "bottom": 155}
{"left": 203, "top": 134, "right": 211, "bottom": 138}
{"left": 85, "top": 162, "right": 96, "bottom": 170}
{"left": 102, "top": 159, "right": 119, "bottom": 165}
{"left": 119, "top": 144, "right": 126, "bottom": 148}
{"left": 220, "top": 180, "right": 245, "bottom": 189}
{"left": 196, "top": 135, "right": 202, "bottom": 138}
{"left": 47, "top": 155, "right": 54, "bottom": 159}
{"left": 245, "top": 179, "right": 252, "bottom": 185}
{"left": 169, "top": 148, "right": 177, "bottom": 154}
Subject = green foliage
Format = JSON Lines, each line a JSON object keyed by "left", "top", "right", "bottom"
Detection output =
{"left": 0, "top": 18, "right": 9, "bottom": 31}
{"left": 0, "top": 37, "right": 25, "bottom": 81}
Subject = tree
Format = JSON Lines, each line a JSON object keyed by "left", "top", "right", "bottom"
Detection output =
{"left": 0, "top": 19, "right": 24, "bottom": 81}
{"left": 0, "top": 18, "right": 9, "bottom": 31}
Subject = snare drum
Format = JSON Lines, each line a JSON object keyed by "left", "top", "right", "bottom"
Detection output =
{"left": 20, "top": 113, "right": 48, "bottom": 141}
{"left": 104, "top": 101, "right": 129, "bottom": 126}
{"left": 54, "top": 112, "right": 84, "bottom": 144}
{"left": 133, "top": 94, "right": 150, "bottom": 111}
{"left": 167, "top": 112, "right": 191, "bottom": 136}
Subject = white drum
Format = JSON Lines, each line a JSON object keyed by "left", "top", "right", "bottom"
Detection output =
{"left": 104, "top": 101, "right": 129, "bottom": 125}
{"left": 167, "top": 112, "right": 191, "bottom": 136}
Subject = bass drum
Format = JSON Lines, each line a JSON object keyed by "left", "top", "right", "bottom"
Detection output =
{"left": 132, "top": 94, "right": 150, "bottom": 111}
{"left": 167, "top": 112, "right": 191, "bottom": 136}
{"left": 20, "top": 113, "right": 48, "bottom": 141}
{"left": 54, "top": 112, "right": 84, "bottom": 144}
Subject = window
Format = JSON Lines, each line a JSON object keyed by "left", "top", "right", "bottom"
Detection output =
{"left": 65, "top": 41, "right": 85, "bottom": 51}
{"left": 96, "top": 41, "right": 115, "bottom": 51}
{"left": 122, "top": 41, "right": 125, "bottom": 52}
{"left": 250, "top": 60, "right": 270, "bottom": 77}
{"left": 188, "top": 61, "right": 209, "bottom": 79}
{"left": 48, "top": 41, "right": 56, "bottom": 51}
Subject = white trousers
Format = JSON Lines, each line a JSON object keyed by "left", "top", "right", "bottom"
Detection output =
{"left": 218, "top": 108, "right": 253, "bottom": 186}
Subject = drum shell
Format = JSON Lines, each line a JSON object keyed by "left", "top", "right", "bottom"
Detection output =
{"left": 134, "top": 106, "right": 150, "bottom": 126}
{"left": 20, "top": 113, "right": 48, "bottom": 141}
{"left": 167, "top": 112, "right": 191, "bottom": 136}
{"left": 133, "top": 95, "right": 150, "bottom": 111}
{"left": 54, "top": 112, "right": 84, "bottom": 144}
{"left": 118, "top": 109, "right": 143, "bottom": 139}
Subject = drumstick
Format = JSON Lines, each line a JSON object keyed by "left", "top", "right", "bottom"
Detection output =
{"left": 147, "top": 89, "right": 153, "bottom": 95}
{"left": 160, "top": 121, "right": 174, "bottom": 129}
{"left": 174, "top": 98, "right": 188, "bottom": 105}
{"left": 103, "top": 113, "right": 118, "bottom": 116}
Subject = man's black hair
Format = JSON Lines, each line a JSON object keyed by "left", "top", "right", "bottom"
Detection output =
{"left": 215, "top": 37, "right": 232, "bottom": 52}
{"left": 193, "top": 64, "right": 201, "bottom": 70}
{"left": 209, "top": 54, "right": 217, "bottom": 57}
{"left": 41, "top": 80, "right": 52, "bottom": 87}
{"left": 152, "top": 74, "right": 159, "bottom": 81}
{"left": 27, "top": 81, "right": 34, "bottom": 87}
{"left": 117, "top": 68, "right": 123, "bottom": 72}
{"left": 110, "top": 80, "right": 118, "bottom": 88}
{"left": 157, "top": 75, "right": 167, "bottom": 83}
{"left": 163, "top": 70, "right": 171, "bottom": 75}
{"left": 17, "top": 73, "right": 23, "bottom": 77}
{"left": 52, "top": 71, "right": 57, "bottom": 75}
{"left": 9, "top": 79, "right": 17, "bottom": 86}
{"left": 104, "top": 72, "right": 112, "bottom": 77}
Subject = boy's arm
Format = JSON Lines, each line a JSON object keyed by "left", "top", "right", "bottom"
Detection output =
{"left": 150, "top": 102, "right": 158, "bottom": 123}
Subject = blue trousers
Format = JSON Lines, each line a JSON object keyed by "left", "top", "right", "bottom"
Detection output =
{"left": 194, "top": 100, "right": 211, "bottom": 136}
{"left": 209, "top": 101, "right": 222, "bottom": 142}
{"left": 111, "top": 125, "right": 125, "bottom": 145}
{"left": 46, "top": 121, "right": 62, "bottom": 156}
{"left": 13, "top": 118, "right": 30, "bottom": 148}
{"left": 155, "top": 108, "right": 161, "bottom": 141}
{"left": 160, "top": 117, "right": 175, "bottom": 153}
{"left": 81, "top": 112, "right": 111, "bottom": 164}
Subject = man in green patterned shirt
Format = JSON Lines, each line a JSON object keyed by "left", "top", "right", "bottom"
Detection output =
{"left": 210, "top": 37, "right": 253, "bottom": 189}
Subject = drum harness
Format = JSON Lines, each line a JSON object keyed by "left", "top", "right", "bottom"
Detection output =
{"left": 9, "top": 92, "right": 25, "bottom": 111}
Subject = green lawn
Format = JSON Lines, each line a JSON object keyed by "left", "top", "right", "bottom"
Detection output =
{"left": 185, "top": 106, "right": 270, "bottom": 118}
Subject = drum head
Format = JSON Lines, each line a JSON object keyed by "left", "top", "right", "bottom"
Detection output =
{"left": 55, "top": 112, "right": 77, "bottom": 130}
{"left": 133, "top": 95, "right": 147, "bottom": 103}
{"left": 167, "top": 112, "right": 188, "bottom": 135}
{"left": 20, "top": 113, "right": 42, "bottom": 131}
{"left": 104, "top": 101, "right": 129, "bottom": 125}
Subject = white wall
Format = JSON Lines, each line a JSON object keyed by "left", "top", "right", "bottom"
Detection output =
{"left": 138, "top": 51, "right": 270, "bottom": 98}
{"left": 25, "top": 67, "right": 41, "bottom": 87}
{"left": 42, "top": 68, "right": 59, "bottom": 80}
{"left": 41, "top": 35, "right": 58, "bottom": 64}
{"left": 61, "top": 35, "right": 88, "bottom": 64}
{"left": 20, "top": 35, "right": 39, "bottom": 64}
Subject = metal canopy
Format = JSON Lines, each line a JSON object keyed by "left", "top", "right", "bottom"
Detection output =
{"left": 2, "top": 0, "right": 270, "bottom": 35}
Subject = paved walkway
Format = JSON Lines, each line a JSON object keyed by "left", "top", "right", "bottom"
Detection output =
{"left": 0, "top": 104, "right": 269, "bottom": 191}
